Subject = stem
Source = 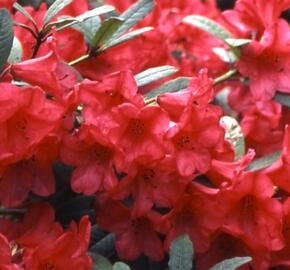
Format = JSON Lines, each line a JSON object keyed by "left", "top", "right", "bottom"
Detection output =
{"left": 144, "top": 69, "right": 238, "bottom": 105}
{"left": 213, "top": 69, "right": 237, "bottom": 85}
{"left": 14, "top": 22, "right": 38, "bottom": 39}
{"left": 0, "top": 208, "right": 26, "bottom": 216}
{"left": 68, "top": 54, "right": 90, "bottom": 66}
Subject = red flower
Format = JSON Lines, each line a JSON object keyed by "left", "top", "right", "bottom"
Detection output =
{"left": 61, "top": 125, "right": 120, "bottom": 194}
{"left": 0, "top": 85, "right": 63, "bottom": 206}
{"left": 18, "top": 204, "right": 91, "bottom": 270}
{"left": 0, "top": 233, "right": 22, "bottom": 270}
{"left": 238, "top": 20, "right": 290, "bottom": 100}
{"left": 108, "top": 103, "right": 169, "bottom": 162}
{"left": 112, "top": 156, "right": 189, "bottom": 216}
{"left": 241, "top": 100, "right": 283, "bottom": 156}
{"left": 96, "top": 195, "right": 164, "bottom": 261}
{"left": 267, "top": 126, "right": 290, "bottom": 193}
{"left": 196, "top": 231, "right": 270, "bottom": 270}
{"left": 220, "top": 171, "right": 284, "bottom": 251}
{"left": 223, "top": 0, "right": 290, "bottom": 37}
{"left": 11, "top": 38, "right": 78, "bottom": 101}
{"left": 165, "top": 103, "right": 226, "bottom": 176}
{"left": 78, "top": 70, "right": 143, "bottom": 133}
{"left": 162, "top": 183, "right": 224, "bottom": 253}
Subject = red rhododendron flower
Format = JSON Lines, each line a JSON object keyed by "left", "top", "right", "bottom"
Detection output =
{"left": 238, "top": 20, "right": 290, "bottom": 100}
{"left": 162, "top": 183, "right": 225, "bottom": 253}
{"left": 96, "top": 195, "right": 164, "bottom": 261}
{"left": 223, "top": 0, "right": 290, "bottom": 37}
{"left": 0, "top": 233, "right": 22, "bottom": 270}
{"left": 78, "top": 70, "right": 144, "bottom": 132}
{"left": 61, "top": 125, "right": 120, "bottom": 194}
{"left": 109, "top": 103, "right": 169, "bottom": 162}
{"left": 112, "top": 156, "right": 189, "bottom": 216}
{"left": 220, "top": 171, "right": 284, "bottom": 251}
{"left": 11, "top": 38, "right": 78, "bottom": 102}
{"left": 0, "top": 1, "right": 15, "bottom": 10}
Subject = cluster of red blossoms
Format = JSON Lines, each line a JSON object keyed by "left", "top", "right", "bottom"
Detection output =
{"left": 1, "top": 0, "right": 290, "bottom": 269}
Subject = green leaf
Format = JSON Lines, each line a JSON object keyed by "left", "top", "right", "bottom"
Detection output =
{"left": 246, "top": 151, "right": 281, "bottom": 172}
{"left": 212, "top": 47, "right": 237, "bottom": 63}
{"left": 90, "top": 233, "right": 116, "bottom": 257}
{"left": 135, "top": 66, "right": 178, "bottom": 87}
{"left": 55, "top": 5, "right": 115, "bottom": 31}
{"left": 43, "top": 0, "right": 73, "bottom": 25}
{"left": 221, "top": 116, "right": 245, "bottom": 161}
{"left": 92, "top": 17, "right": 124, "bottom": 48}
{"left": 13, "top": 2, "right": 37, "bottom": 26}
{"left": 8, "top": 37, "right": 22, "bottom": 64}
{"left": 113, "top": 262, "right": 131, "bottom": 270}
{"left": 110, "top": 0, "right": 154, "bottom": 40}
{"left": 274, "top": 93, "right": 290, "bottom": 108}
{"left": 225, "top": 38, "right": 251, "bottom": 47}
{"left": 0, "top": 9, "right": 14, "bottom": 72}
{"left": 90, "top": 253, "right": 113, "bottom": 270}
{"left": 168, "top": 235, "right": 194, "bottom": 270}
{"left": 72, "top": 15, "right": 101, "bottom": 45}
{"left": 183, "top": 15, "right": 233, "bottom": 41}
{"left": 144, "top": 77, "right": 190, "bottom": 99}
{"left": 210, "top": 256, "right": 252, "bottom": 270}
{"left": 105, "top": 26, "right": 153, "bottom": 49}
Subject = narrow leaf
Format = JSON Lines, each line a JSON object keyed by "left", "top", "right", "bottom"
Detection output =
{"left": 110, "top": 0, "right": 154, "bottom": 39}
{"left": 113, "top": 262, "right": 131, "bottom": 270}
{"left": 0, "top": 9, "right": 14, "bottom": 71}
{"left": 8, "top": 37, "right": 22, "bottom": 64}
{"left": 225, "top": 38, "right": 251, "bottom": 47}
{"left": 212, "top": 47, "right": 237, "bottom": 63}
{"left": 168, "top": 235, "right": 194, "bottom": 270}
{"left": 54, "top": 5, "right": 115, "bottom": 31}
{"left": 92, "top": 17, "right": 123, "bottom": 48}
{"left": 145, "top": 77, "right": 190, "bottom": 99}
{"left": 13, "top": 2, "right": 37, "bottom": 25}
{"left": 183, "top": 15, "right": 233, "bottom": 41}
{"left": 90, "top": 233, "right": 116, "bottom": 257}
{"left": 72, "top": 16, "right": 101, "bottom": 45}
{"left": 274, "top": 93, "right": 290, "bottom": 108}
{"left": 221, "top": 116, "right": 245, "bottom": 161}
{"left": 135, "top": 66, "right": 178, "bottom": 87}
{"left": 106, "top": 27, "right": 153, "bottom": 49}
{"left": 90, "top": 253, "right": 113, "bottom": 270}
{"left": 210, "top": 256, "right": 252, "bottom": 270}
{"left": 43, "top": 0, "right": 73, "bottom": 25}
{"left": 246, "top": 151, "right": 281, "bottom": 172}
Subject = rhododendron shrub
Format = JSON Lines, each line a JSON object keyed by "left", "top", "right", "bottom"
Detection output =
{"left": 0, "top": 0, "right": 290, "bottom": 269}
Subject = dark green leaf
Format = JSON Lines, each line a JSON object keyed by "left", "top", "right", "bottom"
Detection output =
{"left": 135, "top": 66, "right": 178, "bottom": 87}
{"left": 221, "top": 116, "right": 245, "bottom": 161}
{"left": 246, "top": 151, "right": 281, "bottom": 171}
{"left": 90, "top": 233, "right": 116, "bottom": 257}
{"left": 90, "top": 253, "right": 113, "bottom": 270}
{"left": 113, "top": 262, "right": 131, "bottom": 270}
{"left": 210, "top": 257, "right": 252, "bottom": 270}
{"left": 225, "top": 38, "right": 251, "bottom": 47}
{"left": 110, "top": 0, "right": 154, "bottom": 40}
{"left": 0, "top": 9, "right": 14, "bottom": 72}
{"left": 72, "top": 16, "right": 101, "bottom": 45}
{"left": 274, "top": 93, "right": 290, "bottom": 108}
{"left": 43, "top": 0, "right": 73, "bottom": 25}
{"left": 8, "top": 37, "right": 22, "bottom": 64}
{"left": 168, "top": 235, "right": 194, "bottom": 270}
{"left": 183, "top": 15, "right": 232, "bottom": 41}
{"left": 105, "top": 26, "right": 153, "bottom": 49}
{"left": 13, "top": 2, "right": 37, "bottom": 25}
{"left": 92, "top": 17, "right": 124, "bottom": 48}
{"left": 144, "top": 77, "right": 190, "bottom": 99}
